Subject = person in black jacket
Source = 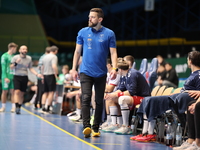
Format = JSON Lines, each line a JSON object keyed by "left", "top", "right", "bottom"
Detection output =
{"left": 157, "top": 62, "right": 179, "bottom": 88}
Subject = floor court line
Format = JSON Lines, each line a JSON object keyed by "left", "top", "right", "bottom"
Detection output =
{"left": 21, "top": 107, "right": 102, "bottom": 150}
{"left": 92, "top": 143, "right": 122, "bottom": 145}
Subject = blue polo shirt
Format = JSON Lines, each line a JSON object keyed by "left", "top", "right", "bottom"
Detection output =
{"left": 76, "top": 26, "right": 116, "bottom": 77}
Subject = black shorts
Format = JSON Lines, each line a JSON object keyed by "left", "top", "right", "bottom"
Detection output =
{"left": 14, "top": 75, "right": 28, "bottom": 92}
{"left": 43, "top": 75, "right": 56, "bottom": 92}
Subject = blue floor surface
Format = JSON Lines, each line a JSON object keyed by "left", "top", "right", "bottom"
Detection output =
{"left": 0, "top": 102, "right": 173, "bottom": 150}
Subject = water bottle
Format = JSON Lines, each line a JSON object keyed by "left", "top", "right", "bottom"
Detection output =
{"left": 157, "top": 118, "right": 165, "bottom": 143}
{"left": 175, "top": 123, "right": 182, "bottom": 146}
{"left": 166, "top": 122, "right": 174, "bottom": 146}
{"left": 131, "top": 115, "right": 137, "bottom": 135}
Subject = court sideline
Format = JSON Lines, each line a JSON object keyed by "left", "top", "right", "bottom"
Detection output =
{"left": 0, "top": 102, "right": 172, "bottom": 150}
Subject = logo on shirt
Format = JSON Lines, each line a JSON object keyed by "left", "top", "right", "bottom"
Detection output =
{"left": 128, "top": 72, "right": 131, "bottom": 78}
{"left": 99, "top": 34, "right": 104, "bottom": 42}
{"left": 87, "top": 38, "right": 92, "bottom": 49}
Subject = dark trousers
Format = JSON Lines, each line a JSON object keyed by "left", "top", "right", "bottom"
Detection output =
{"left": 34, "top": 79, "right": 44, "bottom": 108}
{"left": 80, "top": 73, "right": 106, "bottom": 129}
{"left": 187, "top": 100, "right": 200, "bottom": 139}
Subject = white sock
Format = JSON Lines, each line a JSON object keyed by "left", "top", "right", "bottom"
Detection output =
{"left": 110, "top": 106, "right": 118, "bottom": 125}
{"left": 117, "top": 115, "right": 123, "bottom": 125}
{"left": 148, "top": 120, "right": 156, "bottom": 134}
{"left": 107, "top": 115, "right": 111, "bottom": 124}
{"left": 12, "top": 103, "right": 16, "bottom": 108}
{"left": 2, "top": 103, "right": 6, "bottom": 108}
{"left": 76, "top": 108, "right": 81, "bottom": 116}
{"left": 142, "top": 114, "right": 149, "bottom": 134}
{"left": 121, "top": 106, "right": 130, "bottom": 126}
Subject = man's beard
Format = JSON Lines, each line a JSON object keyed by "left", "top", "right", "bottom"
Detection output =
{"left": 20, "top": 52, "right": 27, "bottom": 56}
{"left": 88, "top": 21, "right": 98, "bottom": 27}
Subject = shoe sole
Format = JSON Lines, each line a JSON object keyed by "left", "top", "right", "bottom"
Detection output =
{"left": 101, "top": 129, "right": 116, "bottom": 133}
{"left": 91, "top": 129, "right": 100, "bottom": 137}
{"left": 41, "top": 111, "right": 49, "bottom": 114}
{"left": 83, "top": 127, "right": 92, "bottom": 138}
{"left": 92, "top": 132, "right": 100, "bottom": 137}
{"left": 70, "top": 118, "right": 81, "bottom": 121}
{"left": 115, "top": 132, "right": 133, "bottom": 135}
{"left": 135, "top": 138, "right": 156, "bottom": 142}
{"left": 130, "top": 137, "right": 142, "bottom": 140}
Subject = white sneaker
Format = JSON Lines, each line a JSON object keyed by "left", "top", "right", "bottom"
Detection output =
{"left": 102, "top": 124, "right": 120, "bottom": 132}
{"left": 173, "top": 140, "right": 192, "bottom": 150}
{"left": 184, "top": 142, "right": 200, "bottom": 150}
{"left": 0, "top": 107, "right": 5, "bottom": 112}
{"left": 100, "top": 121, "right": 109, "bottom": 130}
{"left": 67, "top": 111, "right": 77, "bottom": 117}
{"left": 114, "top": 126, "right": 133, "bottom": 135}
{"left": 10, "top": 107, "right": 16, "bottom": 113}
{"left": 69, "top": 114, "right": 81, "bottom": 121}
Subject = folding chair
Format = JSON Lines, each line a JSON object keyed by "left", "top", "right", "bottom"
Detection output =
{"left": 138, "top": 58, "right": 148, "bottom": 76}
{"left": 162, "top": 87, "right": 174, "bottom": 96}
{"left": 156, "top": 85, "right": 166, "bottom": 96}
{"left": 132, "top": 62, "right": 136, "bottom": 69}
{"left": 144, "top": 58, "right": 158, "bottom": 91}
{"left": 151, "top": 85, "right": 160, "bottom": 96}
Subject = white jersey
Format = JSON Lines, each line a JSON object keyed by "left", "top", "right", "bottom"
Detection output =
{"left": 107, "top": 73, "right": 120, "bottom": 92}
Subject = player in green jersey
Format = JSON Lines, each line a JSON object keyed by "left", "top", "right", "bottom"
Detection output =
{"left": 0, "top": 42, "right": 18, "bottom": 112}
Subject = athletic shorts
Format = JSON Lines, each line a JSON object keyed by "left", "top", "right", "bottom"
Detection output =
{"left": 43, "top": 74, "right": 56, "bottom": 92}
{"left": 14, "top": 75, "right": 28, "bottom": 92}
{"left": 130, "top": 96, "right": 144, "bottom": 110}
{"left": 1, "top": 78, "right": 14, "bottom": 90}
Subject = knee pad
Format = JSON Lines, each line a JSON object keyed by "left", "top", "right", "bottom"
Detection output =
{"left": 118, "top": 96, "right": 131, "bottom": 107}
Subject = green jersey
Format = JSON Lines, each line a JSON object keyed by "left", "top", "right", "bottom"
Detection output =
{"left": 1, "top": 52, "right": 14, "bottom": 80}
{"left": 57, "top": 74, "right": 65, "bottom": 85}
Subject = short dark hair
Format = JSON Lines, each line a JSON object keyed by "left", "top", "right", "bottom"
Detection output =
{"left": 50, "top": 45, "right": 58, "bottom": 52}
{"left": 188, "top": 50, "right": 200, "bottom": 67}
{"left": 90, "top": 8, "right": 104, "bottom": 18}
{"left": 165, "top": 62, "right": 172, "bottom": 66}
{"left": 117, "top": 61, "right": 129, "bottom": 70}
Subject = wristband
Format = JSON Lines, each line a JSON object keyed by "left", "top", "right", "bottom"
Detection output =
{"left": 118, "top": 92, "right": 124, "bottom": 97}
{"left": 14, "top": 62, "right": 18, "bottom": 66}
{"left": 113, "top": 68, "right": 118, "bottom": 72}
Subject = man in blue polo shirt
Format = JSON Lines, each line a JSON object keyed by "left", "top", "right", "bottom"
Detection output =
{"left": 71, "top": 8, "right": 118, "bottom": 138}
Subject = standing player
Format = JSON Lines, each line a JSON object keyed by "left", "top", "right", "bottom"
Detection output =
{"left": 40, "top": 45, "right": 59, "bottom": 113}
{"left": 10, "top": 45, "right": 42, "bottom": 114}
{"left": 0, "top": 42, "right": 18, "bottom": 112}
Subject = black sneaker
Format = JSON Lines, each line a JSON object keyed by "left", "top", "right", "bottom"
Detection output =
{"left": 16, "top": 107, "right": 21, "bottom": 114}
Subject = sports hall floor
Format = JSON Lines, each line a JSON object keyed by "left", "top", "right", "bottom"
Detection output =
{"left": 0, "top": 102, "right": 173, "bottom": 150}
